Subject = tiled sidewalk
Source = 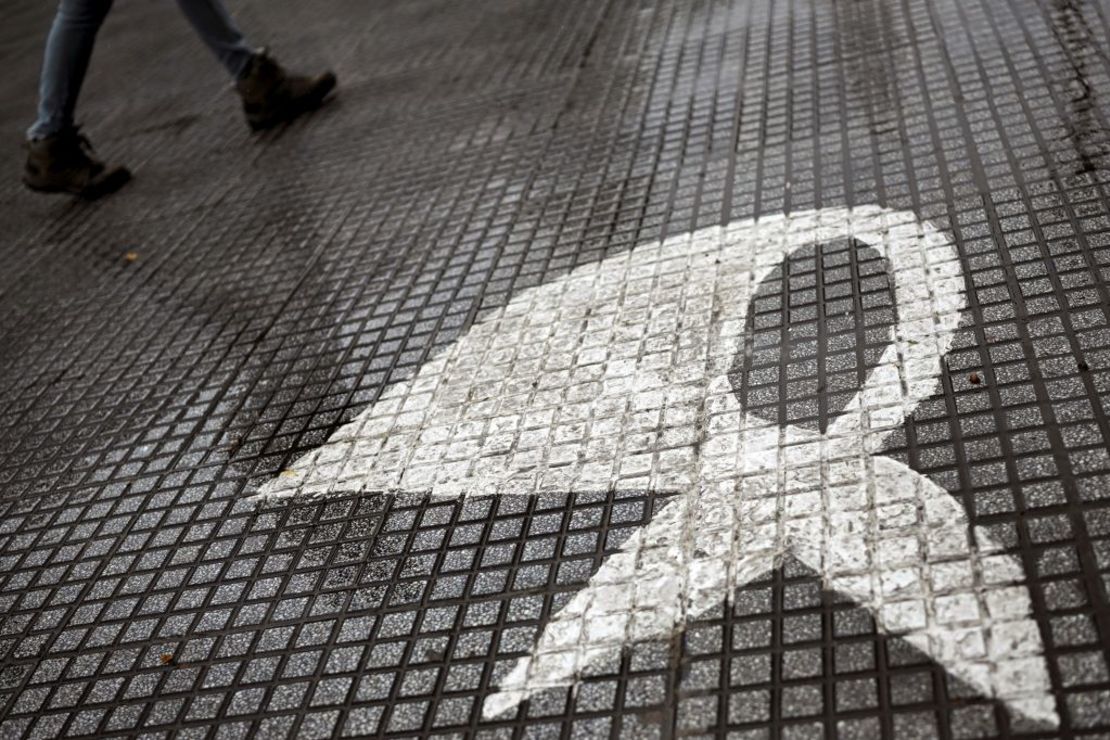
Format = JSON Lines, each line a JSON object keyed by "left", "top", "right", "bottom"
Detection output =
{"left": 1, "top": 0, "right": 1109, "bottom": 737}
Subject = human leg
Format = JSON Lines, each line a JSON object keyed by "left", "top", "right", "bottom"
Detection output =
{"left": 24, "top": 0, "right": 130, "bottom": 198}
{"left": 28, "top": 0, "right": 115, "bottom": 140}
{"left": 173, "top": 0, "right": 336, "bottom": 131}
{"left": 173, "top": 0, "right": 254, "bottom": 79}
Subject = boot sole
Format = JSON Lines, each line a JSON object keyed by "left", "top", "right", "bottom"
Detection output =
{"left": 247, "top": 74, "right": 337, "bottom": 132}
{"left": 23, "top": 166, "right": 132, "bottom": 199}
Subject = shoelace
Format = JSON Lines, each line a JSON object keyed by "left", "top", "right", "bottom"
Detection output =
{"left": 59, "top": 126, "right": 100, "bottom": 166}
{"left": 72, "top": 128, "right": 95, "bottom": 153}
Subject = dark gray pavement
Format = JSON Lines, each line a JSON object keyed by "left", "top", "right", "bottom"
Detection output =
{"left": 2, "top": 0, "right": 1110, "bottom": 737}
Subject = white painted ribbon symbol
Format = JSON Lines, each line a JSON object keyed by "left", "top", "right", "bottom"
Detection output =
{"left": 255, "top": 206, "right": 1059, "bottom": 728}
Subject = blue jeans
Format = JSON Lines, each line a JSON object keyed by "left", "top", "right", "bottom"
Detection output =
{"left": 28, "top": 0, "right": 255, "bottom": 139}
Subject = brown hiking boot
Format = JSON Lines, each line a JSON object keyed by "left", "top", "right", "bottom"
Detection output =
{"left": 236, "top": 51, "right": 337, "bottom": 132}
{"left": 23, "top": 128, "right": 131, "bottom": 199}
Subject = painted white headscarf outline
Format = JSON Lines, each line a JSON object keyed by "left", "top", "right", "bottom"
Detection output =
{"left": 254, "top": 206, "right": 1059, "bottom": 727}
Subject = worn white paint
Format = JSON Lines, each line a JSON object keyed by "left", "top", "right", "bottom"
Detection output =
{"left": 254, "top": 206, "right": 1059, "bottom": 728}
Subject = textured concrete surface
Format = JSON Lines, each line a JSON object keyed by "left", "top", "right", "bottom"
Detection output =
{"left": 2, "top": 0, "right": 1110, "bottom": 737}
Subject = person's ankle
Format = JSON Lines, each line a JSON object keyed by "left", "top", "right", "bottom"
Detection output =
{"left": 27, "top": 126, "right": 68, "bottom": 142}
